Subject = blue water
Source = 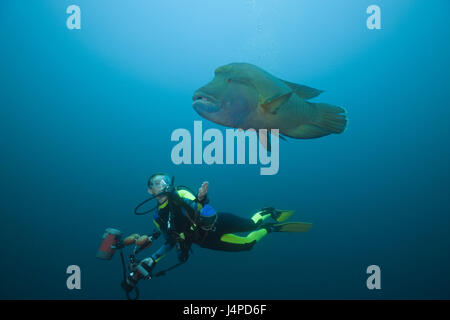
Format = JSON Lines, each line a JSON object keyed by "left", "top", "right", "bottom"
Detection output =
{"left": 1, "top": 0, "right": 449, "bottom": 299}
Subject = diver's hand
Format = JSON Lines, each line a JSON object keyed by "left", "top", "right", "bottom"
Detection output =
{"left": 197, "top": 181, "right": 209, "bottom": 201}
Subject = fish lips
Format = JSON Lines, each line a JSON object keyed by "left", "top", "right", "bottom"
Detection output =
{"left": 192, "top": 93, "right": 220, "bottom": 114}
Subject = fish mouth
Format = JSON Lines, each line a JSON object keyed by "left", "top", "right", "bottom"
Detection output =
{"left": 192, "top": 92, "right": 220, "bottom": 113}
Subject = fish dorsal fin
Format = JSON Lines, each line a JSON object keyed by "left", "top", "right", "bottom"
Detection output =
{"left": 281, "top": 80, "right": 323, "bottom": 99}
{"left": 260, "top": 92, "right": 292, "bottom": 114}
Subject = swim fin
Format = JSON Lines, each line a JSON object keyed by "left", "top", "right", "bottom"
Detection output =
{"left": 260, "top": 207, "right": 295, "bottom": 223}
{"left": 271, "top": 209, "right": 294, "bottom": 222}
{"left": 264, "top": 222, "right": 312, "bottom": 233}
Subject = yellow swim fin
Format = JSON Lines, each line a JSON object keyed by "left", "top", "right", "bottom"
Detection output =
{"left": 272, "top": 209, "right": 295, "bottom": 222}
{"left": 259, "top": 207, "right": 295, "bottom": 223}
{"left": 266, "top": 222, "right": 312, "bottom": 233}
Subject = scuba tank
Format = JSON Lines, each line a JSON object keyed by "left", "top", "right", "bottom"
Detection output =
{"left": 96, "top": 228, "right": 122, "bottom": 260}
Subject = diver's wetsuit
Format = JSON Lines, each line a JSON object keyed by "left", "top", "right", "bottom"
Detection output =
{"left": 150, "top": 188, "right": 206, "bottom": 263}
{"left": 191, "top": 212, "right": 270, "bottom": 252}
{"left": 150, "top": 188, "right": 272, "bottom": 258}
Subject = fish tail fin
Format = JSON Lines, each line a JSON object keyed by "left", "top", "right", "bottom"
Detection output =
{"left": 313, "top": 102, "right": 347, "bottom": 134}
{"left": 282, "top": 102, "right": 347, "bottom": 139}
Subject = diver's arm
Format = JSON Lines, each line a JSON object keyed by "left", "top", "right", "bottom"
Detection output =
{"left": 178, "top": 182, "right": 209, "bottom": 212}
{"left": 151, "top": 241, "right": 174, "bottom": 262}
{"left": 180, "top": 195, "right": 207, "bottom": 213}
{"left": 150, "top": 230, "right": 175, "bottom": 262}
{"left": 198, "top": 193, "right": 209, "bottom": 205}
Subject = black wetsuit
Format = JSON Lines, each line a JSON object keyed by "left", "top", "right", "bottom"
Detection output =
{"left": 190, "top": 212, "right": 267, "bottom": 252}
{"left": 151, "top": 188, "right": 270, "bottom": 258}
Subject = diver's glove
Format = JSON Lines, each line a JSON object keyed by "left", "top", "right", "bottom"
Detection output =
{"left": 197, "top": 181, "right": 209, "bottom": 204}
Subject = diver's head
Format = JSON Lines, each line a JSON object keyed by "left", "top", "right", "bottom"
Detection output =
{"left": 147, "top": 173, "right": 173, "bottom": 203}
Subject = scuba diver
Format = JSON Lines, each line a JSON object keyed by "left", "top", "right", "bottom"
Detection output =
{"left": 105, "top": 172, "right": 312, "bottom": 297}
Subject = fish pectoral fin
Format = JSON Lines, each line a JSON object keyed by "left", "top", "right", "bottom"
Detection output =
{"left": 280, "top": 80, "right": 323, "bottom": 100}
{"left": 258, "top": 130, "right": 289, "bottom": 152}
{"left": 272, "top": 131, "right": 288, "bottom": 141}
{"left": 260, "top": 92, "right": 293, "bottom": 114}
{"left": 258, "top": 130, "right": 271, "bottom": 153}
{"left": 258, "top": 129, "right": 287, "bottom": 152}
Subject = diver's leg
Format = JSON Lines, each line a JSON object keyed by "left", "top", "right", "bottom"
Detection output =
{"left": 200, "top": 228, "right": 269, "bottom": 252}
{"left": 214, "top": 212, "right": 260, "bottom": 234}
{"left": 251, "top": 207, "right": 295, "bottom": 224}
{"left": 215, "top": 208, "right": 293, "bottom": 234}
{"left": 197, "top": 212, "right": 270, "bottom": 252}
{"left": 211, "top": 208, "right": 284, "bottom": 234}
{"left": 197, "top": 208, "right": 294, "bottom": 252}
{"left": 249, "top": 208, "right": 275, "bottom": 225}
